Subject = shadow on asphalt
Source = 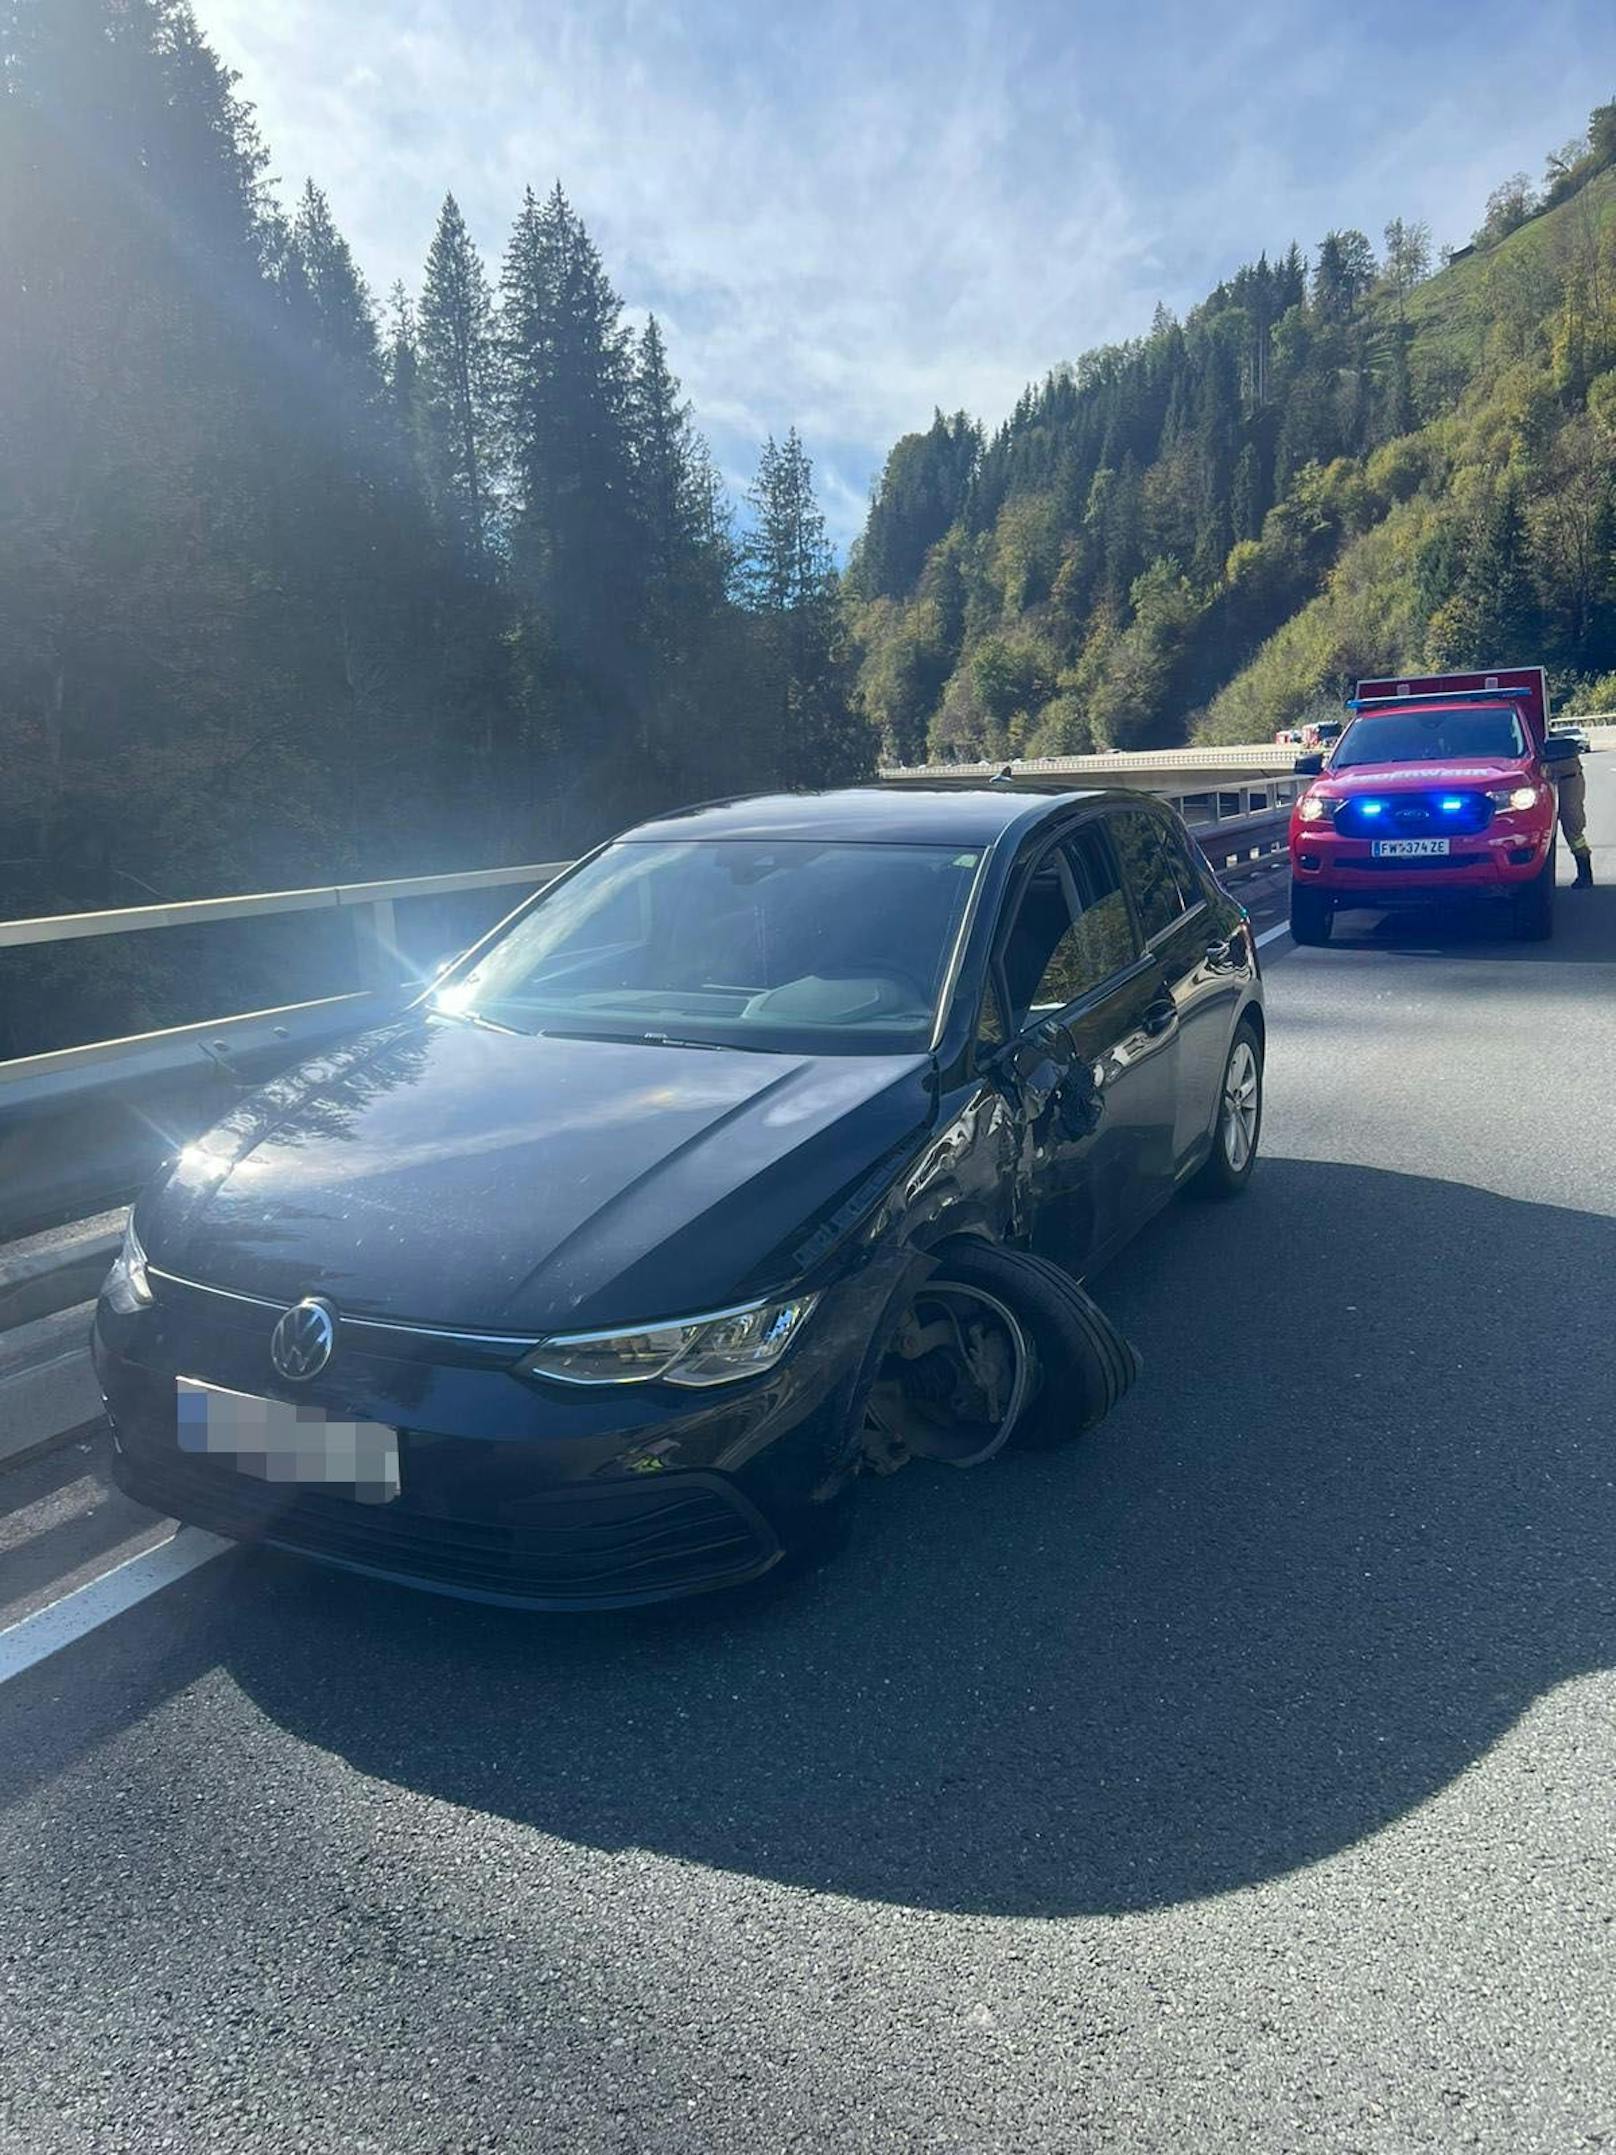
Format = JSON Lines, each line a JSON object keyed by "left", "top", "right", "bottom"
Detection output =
{"left": 1324, "top": 881, "right": 1615, "bottom": 961}
{"left": 30, "top": 1154, "right": 1583, "bottom": 1920}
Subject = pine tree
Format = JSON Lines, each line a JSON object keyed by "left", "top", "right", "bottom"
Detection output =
{"left": 1373, "top": 328, "right": 1416, "bottom": 442}
{"left": 286, "top": 182, "right": 379, "bottom": 375}
{"left": 500, "top": 184, "right": 636, "bottom": 631}
{"left": 1191, "top": 336, "right": 1240, "bottom": 583}
{"left": 384, "top": 283, "right": 420, "bottom": 438}
{"left": 1429, "top": 486, "right": 1542, "bottom": 664}
{"left": 1312, "top": 229, "right": 1376, "bottom": 322}
{"left": 628, "top": 315, "right": 721, "bottom": 616}
{"left": 418, "top": 193, "right": 497, "bottom": 562}
{"left": 1230, "top": 441, "right": 1264, "bottom": 545}
{"left": 856, "top": 410, "right": 981, "bottom": 599}
{"left": 744, "top": 432, "right": 868, "bottom": 786}
{"left": 744, "top": 431, "right": 835, "bottom": 615}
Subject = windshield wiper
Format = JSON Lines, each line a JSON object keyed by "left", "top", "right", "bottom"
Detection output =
{"left": 541, "top": 1027, "right": 726, "bottom": 1051}
{"left": 430, "top": 1005, "right": 521, "bottom": 1037}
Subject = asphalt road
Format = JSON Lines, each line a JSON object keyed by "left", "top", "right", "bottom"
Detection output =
{"left": 3, "top": 768, "right": 1615, "bottom": 2153}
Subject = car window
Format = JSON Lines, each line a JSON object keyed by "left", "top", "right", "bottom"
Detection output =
{"left": 1061, "top": 826, "right": 1138, "bottom": 985}
{"left": 1161, "top": 821, "right": 1209, "bottom": 912}
{"left": 1331, "top": 707, "right": 1526, "bottom": 766}
{"left": 1110, "top": 808, "right": 1196, "bottom": 942}
{"left": 1000, "top": 826, "right": 1138, "bottom": 1029}
{"left": 432, "top": 839, "right": 984, "bottom": 1054}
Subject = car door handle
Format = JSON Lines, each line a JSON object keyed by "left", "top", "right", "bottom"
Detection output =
{"left": 1141, "top": 995, "right": 1176, "bottom": 1037}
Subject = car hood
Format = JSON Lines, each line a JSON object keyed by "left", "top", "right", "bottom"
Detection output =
{"left": 146, "top": 1018, "right": 936, "bottom": 1332}
{"left": 1322, "top": 757, "right": 1530, "bottom": 792}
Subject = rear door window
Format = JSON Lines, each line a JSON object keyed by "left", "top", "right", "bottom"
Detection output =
{"left": 999, "top": 825, "right": 1140, "bottom": 1029}
{"left": 1109, "top": 808, "right": 1201, "bottom": 943}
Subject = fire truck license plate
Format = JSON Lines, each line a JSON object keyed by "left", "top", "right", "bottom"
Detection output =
{"left": 1372, "top": 838, "right": 1449, "bottom": 858}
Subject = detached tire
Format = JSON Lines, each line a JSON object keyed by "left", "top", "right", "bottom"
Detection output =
{"left": 923, "top": 1240, "right": 1141, "bottom": 1455}
{"left": 1512, "top": 853, "right": 1554, "bottom": 942}
{"left": 1289, "top": 885, "right": 1333, "bottom": 945}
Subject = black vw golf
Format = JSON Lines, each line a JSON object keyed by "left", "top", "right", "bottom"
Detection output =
{"left": 96, "top": 785, "right": 1264, "bottom": 1608}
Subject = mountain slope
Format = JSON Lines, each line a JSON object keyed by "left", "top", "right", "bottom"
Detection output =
{"left": 850, "top": 121, "right": 1616, "bottom": 763}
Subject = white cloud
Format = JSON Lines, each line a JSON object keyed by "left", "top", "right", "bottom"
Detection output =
{"left": 201, "top": 0, "right": 1615, "bottom": 547}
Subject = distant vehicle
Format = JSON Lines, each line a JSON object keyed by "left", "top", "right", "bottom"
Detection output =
{"left": 1288, "top": 666, "right": 1568, "bottom": 945}
{"left": 97, "top": 785, "right": 1265, "bottom": 1611}
{"left": 1300, "top": 719, "right": 1344, "bottom": 751}
{"left": 1274, "top": 727, "right": 1304, "bottom": 747}
{"left": 1549, "top": 718, "right": 1591, "bottom": 755}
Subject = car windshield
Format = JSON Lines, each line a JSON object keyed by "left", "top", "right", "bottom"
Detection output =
{"left": 1332, "top": 706, "right": 1528, "bottom": 767}
{"left": 431, "top": 838, "right": 984, "bottom": 1054}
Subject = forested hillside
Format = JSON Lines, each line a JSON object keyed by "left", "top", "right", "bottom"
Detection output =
{"left": 0, "top": 0, "right": 865, "bottom": 946}
{"left": 850, "top": 105, "right": 1616, "bottom": 763}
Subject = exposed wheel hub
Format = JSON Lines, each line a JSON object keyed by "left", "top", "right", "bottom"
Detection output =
{"left": 863, "top": 1283, "right": 1033, "bottom": 1470}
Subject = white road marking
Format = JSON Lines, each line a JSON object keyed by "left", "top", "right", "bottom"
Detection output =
{"left": 0, "top": 1526, "right": 229, "bottom": 1686}
{"left": 1255, "top": 921, "right": 1290, "bottom": 949}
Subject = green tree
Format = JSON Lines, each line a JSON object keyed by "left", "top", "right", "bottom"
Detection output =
{"left": 418, "top": 193, "right": 497, "bottom": 562}
{"left": 854, "top": 410, "right": 980, "bottom": 599}
{"left": 1382, "top": 218, "right": 1432, "bottom": 318}
{"left": 286, "top": 181, "right": 379, "bottom": 377}
{"left": 1230, "top": 441, "right": 1265, "bottom": 544}
{"left": 744, "top": 431, "right": 869, "bottom": 786}
{"left": 1428, "top": 486, "right": 1542, "bottom": 664}
{"left": 498, "top": 181, "right": 642, "bottom": 800}
{"left": 1474, "top": 173, "right": 1538, "bottom": 248}
{"left": 1312, "top": 230, "right": 1376, "bottom": 321}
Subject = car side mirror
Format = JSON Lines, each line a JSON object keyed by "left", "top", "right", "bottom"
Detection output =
{"left": 1541, "top": 735, "right": 1579, "bottom": 766}
{"left": 1293, "top": 752, "right": 1325, "bottom": 776}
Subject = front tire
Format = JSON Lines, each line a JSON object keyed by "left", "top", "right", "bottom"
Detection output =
{"left": 1190, "top": 1021, "right": 1263, "bottom": 1200}
{"left": 1289, "top": 884, "right": 1333, "bottom": 945}
{"left": 862, "top": 1241, "right": 1141, "bottom": 1464}
{"left": 1512, "top": 852, "right": 1554, "bottom": 942}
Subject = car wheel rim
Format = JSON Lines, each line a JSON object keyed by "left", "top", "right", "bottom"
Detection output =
{"left": 864, "top": 1282, "right": 1035, "bottom": 1468}
{"left": 1221, "top": 1040, "right": 1259, "bottom": 1171}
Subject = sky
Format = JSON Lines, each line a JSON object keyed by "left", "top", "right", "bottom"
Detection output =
{"left": 199, "top": 0, "right": 1616, "bottom": 551}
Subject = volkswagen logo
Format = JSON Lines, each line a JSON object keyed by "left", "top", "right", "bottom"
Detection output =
{"left": 270, "top": 1297, "right": 337, "bottom": 1382}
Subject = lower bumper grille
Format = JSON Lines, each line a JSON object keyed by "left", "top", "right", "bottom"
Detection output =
{"left": 114, "top": 1436, "right": 780, "bottom": 1607}
{"left": 1344, "top": 852, "right": 1488, "bottom": 872}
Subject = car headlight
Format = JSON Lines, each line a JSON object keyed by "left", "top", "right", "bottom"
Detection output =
{"left": 104, "top": 1216, "right": 154, "bottom": 1314}
{"left": 1296, "top": 791, "right": 1336, "bottom": 824}
{"left": 1488, "top": 785, "right": 1541, "bottom": 812}
{"left": 519, "top": 1292, "right": 820, "bottom": 1389}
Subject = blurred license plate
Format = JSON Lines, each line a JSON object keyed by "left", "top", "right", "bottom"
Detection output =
{"left": 176, "top": 1378, "right": 400, "bottom": 1503}
{"left": 1372, "top": 838, "right": 1449, "bottom": 857}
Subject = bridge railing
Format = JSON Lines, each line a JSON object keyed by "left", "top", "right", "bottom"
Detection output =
{"left": 0, "top": 859, "right": 571, "bottom": 1109}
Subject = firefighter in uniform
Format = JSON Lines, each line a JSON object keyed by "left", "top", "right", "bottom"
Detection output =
{"left": 1551, "top": 740, "right": 1594, "bottom": 888}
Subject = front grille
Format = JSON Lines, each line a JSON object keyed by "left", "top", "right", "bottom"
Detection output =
{"left": 1335, "top": 791, "right": 1492, "bottom": 839}
{"left": 149, "top": 1269, "right": 537, "bottom": 1369}
{"left": 117, "top": 1433, "right": 779, "bottom": 1605}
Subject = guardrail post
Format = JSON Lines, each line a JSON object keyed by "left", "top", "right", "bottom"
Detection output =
{"left": 351, "top": 898, "right": 401, "bottom": 992}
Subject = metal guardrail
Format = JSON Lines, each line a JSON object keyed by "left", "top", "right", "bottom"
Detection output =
{"left": 0, "top": 859, "right": 570, "bottom": 1107}
{"left": 0, "top": 860, "right": 569, "bottom": 956}
{"left": 881, "top": 744, "right": 1299, "bottom": 784}
{"left": 1193, "top": 807, "right": 1292, "bottom": 875}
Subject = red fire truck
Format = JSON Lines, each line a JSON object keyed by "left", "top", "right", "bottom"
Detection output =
{"left": 1287, "top": 667, "right": 1574, "bottom": 944}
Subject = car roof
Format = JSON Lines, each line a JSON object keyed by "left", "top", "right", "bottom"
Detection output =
{"left": 620, "top": 785, "right": 1109, "bottom": 847}
{"left": 1349, "top": 698, "right": 1518, "bottom": 720}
